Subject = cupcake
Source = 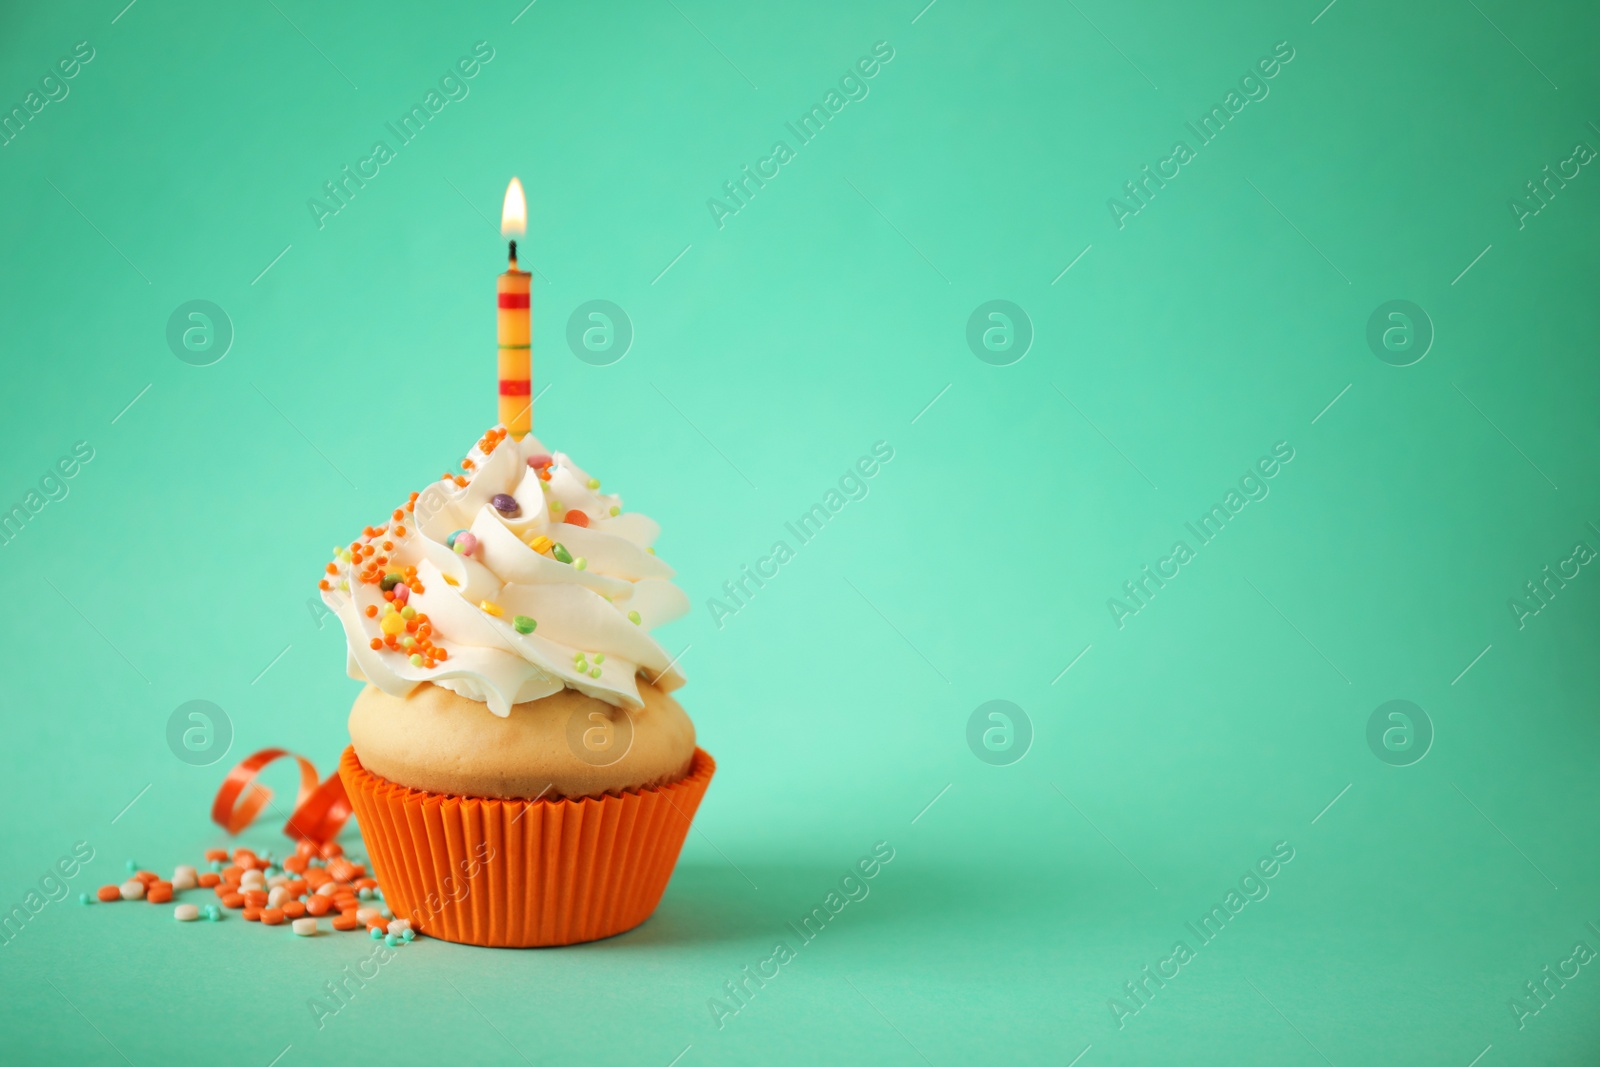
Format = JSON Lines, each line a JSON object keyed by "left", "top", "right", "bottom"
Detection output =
{"left": 322, "top": 425, "right": 713, "bottom": 947}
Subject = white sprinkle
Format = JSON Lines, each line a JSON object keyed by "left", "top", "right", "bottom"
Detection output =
{"left": 119, "top": 880, "right": 145, "bottom": 901}
{"left": 174, "top": 904, "right": 200, "bottom": 921}
{"left": 292, "top": 917, "right": 320, "bottom": 936}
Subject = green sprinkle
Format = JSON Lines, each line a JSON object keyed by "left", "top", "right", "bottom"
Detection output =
{"left": 609, "top": 505, "right": 620, "bottom": 516}
{"left": 513, "top": 615, "right": 537, "bottom": 634}
{"left": 646, "top": 547, "right": 655, "bottom": 555}
{"left": 589, "top": 667, "right": 601, "bottom": 678}
{"left": 574, "top": 557, "right": 588, "bottom": 570}
{"left": 410, "top": 653, "right": 424, "bottom": 667}
{"left": 586, "top": 478, "right": 600, "bottom": 489}
{"left": 339, "top": 580, "right": 349, "bottom": 591}
{"left": 339, "top": 549, "right": 353, "bottom": 563}
{"left": 380, "top": 573, "right": 404, "bottom": 591}
{"left": 400, "top": 606, "right": 417, "bottom": 620}
{"left": 126, "top": 860, "right": 138, "bottom": 872}
{"left": 400, "top": 636, "right": 415, "bottom": 650}
{"left": 628, "top": 611, "right": 641, "bottom": 625}
{"left": 552, "top": 543, "right": 573, "bottom": 564}
{"left": 593, "top": 653, "right": 605, "bottom": 664}
{"left": 79, "top": 892, "right": 90, "bottom": 905}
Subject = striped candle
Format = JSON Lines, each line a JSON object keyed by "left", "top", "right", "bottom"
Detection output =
{"left": 497, "top": 244, "right": 531, "bottom": 436}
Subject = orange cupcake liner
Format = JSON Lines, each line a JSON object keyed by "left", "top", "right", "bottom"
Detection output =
{"left": 338, "top": 745, "right": 715, "bottom": 947}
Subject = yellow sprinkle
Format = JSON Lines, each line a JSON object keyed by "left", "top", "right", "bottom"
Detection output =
{"left": 479, "top": 600, "right": 503, "bottom": 617}
{"left": 442, "top": 574, "right": 459, "bottom": 587}
{"left": 380, "top": 613, "right": 405, "bottom": 636}
{"left": 526, "top": 535, "right": 553, "bottom": 555}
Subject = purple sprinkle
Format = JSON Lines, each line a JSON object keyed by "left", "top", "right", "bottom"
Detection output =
{"left": 492, "top": 493, "right": 521, "bottom": 517}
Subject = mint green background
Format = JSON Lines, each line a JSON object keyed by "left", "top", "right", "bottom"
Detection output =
{"left": 3, "top": 1, "right": 1599, "bottom": 1063}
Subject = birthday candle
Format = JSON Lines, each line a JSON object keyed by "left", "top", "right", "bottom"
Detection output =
{"left": 498, "top": 178, "right": 531, "bottom": 437}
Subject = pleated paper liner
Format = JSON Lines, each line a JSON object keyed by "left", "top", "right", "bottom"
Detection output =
{"left": 339, "top": 745, "right": 715, "bottom": 947}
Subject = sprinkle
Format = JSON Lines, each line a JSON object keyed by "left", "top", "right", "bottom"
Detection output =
{"left": 527, "top": 535, "right": 553, "bottom": 554}
{"left": 119, "top": 880, "right": 145, "bottom": 901}
{"left": 400, "top": 636, "right": 415, "bottom": 650}
{"left": 443, "top": 574, "right": 460, "bottom": 587}
{"left": 293, "top": 917, "right": 319, "bottom": 936}
{"left": 574, "top": 557, "right": 587, "bottom": 570}
{"left": 175, "top": 904, "right": 200, "bottom": 921}
{"left": 527, "top": 453, "right": 552, "bottom": 468}
{"left": 513, "top": 615, "right": 537, "bottom": 634}
{"left": 609, "top": 506, "right": 620, "bottom": 516}
{"left": 491, "top": 493, "right": 521, "bottom": 517}
{"left": 593, "top": 653, "right": 605, "bottom": 664}
{"left": 339, "top": 550, "right": 353, "bottom": 563}
{"left": 392, "top": 583, "right": 410, "bottom": 606}
{"left": 410, "top": 653, "right": 424, "bottom": 667}
{"left": 453, "top": 532, "right": 478, "bottom": 556}
{"left": 380, "top": 612, "right": 406, "bottom": 636}
{"left": 628, "top": 611, "right": 641, "bottom": 624}
{"left": 400, "top": 606, "right": 417, "bottom": 620}
{"left": 589, "top": 667, "right": 601, "bottom": 679}
{"left": 586, "top": 478, "right": 600, "bottom": 489}
{"left": 402, "top": 928, "right": 415, "bottom": 942}
{"left": 565, "top": 510, "right": 589, "bottom": 528}
{"left": 574, "top": 653, "right": 587, "bottom": 666}
{"left": 552, "top": 543, "right": 573, "bottom": 564}
{"left": 446, "top": 529, "right": 466, "bottom": 548}
{"left": 380, "top": 573, "right": 403, "bottom": 591}
{"left": 479, "top": 601, "right": 503, "bottom": 617}
{"left": 79, "top": 892, "right": 90, "bottom": 905}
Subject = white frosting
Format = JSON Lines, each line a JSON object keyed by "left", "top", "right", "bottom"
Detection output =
{"left": 322, "top": 429, "right": 687, "bottom": 715}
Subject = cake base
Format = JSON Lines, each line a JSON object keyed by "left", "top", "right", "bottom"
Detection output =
{"left": 339, "top": 745, "right": 714, "bottom": 947}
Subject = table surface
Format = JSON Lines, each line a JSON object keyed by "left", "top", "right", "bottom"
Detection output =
{"left": 2, "top": 1, "right": 1598, "bottom": 1064}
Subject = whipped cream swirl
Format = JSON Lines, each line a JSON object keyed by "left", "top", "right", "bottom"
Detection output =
{"left": 321, "top": 428, "right": 688, "bottom": 714}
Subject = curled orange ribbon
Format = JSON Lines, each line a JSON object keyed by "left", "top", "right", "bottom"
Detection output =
{"left": 211, "top": 747, "right": 352, "bottom": 845}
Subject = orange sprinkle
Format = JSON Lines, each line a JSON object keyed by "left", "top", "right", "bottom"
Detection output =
{"left": 243, "top": 907, "right": 262, "bottom": 921}
{"left": 319, "top": 579, "right": 331, "bottom": 591}
{"left": 369, "top": 638, "right": 383, "bottom": 651}
{"left": 261, "top": 908, "right": 286, "bottom": 926}
{"left": 198, "top": 872, "right": 221, "bottom": 888}
{"left": 283, "top": 901, "right": 307, "bottom": 919}
{"left": 365, "top": 605, "right": 378, "bottom": 618}
{"left": 147, "top": 885, "right": 173, "bottom": 904}
{"left": 393, "top": 509, "right": 405, "bottom": 521}
{"left": 331, "top": 913, "right": 361, "bottom": 931}
{"left": 222, "top": 892, "right": 245, "bottom": 909}
{"left": 325, "top": 563, "right": 338, "bottom": 575}
{"left": 306, "top": 896, "right": 332, "bottom": 917}
{"left": 394, "top": 526, "right": 406, "bottom": 537}
{"left": 205, "top": 849, "right": 229, "bottom": 862}
{"left": 96, "top": 885, "right": 120, "bottom": 902}
{"left": 283, "top": 854, "right": 308, "bottom": 874}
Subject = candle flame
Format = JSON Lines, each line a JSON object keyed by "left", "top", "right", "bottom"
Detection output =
{"left": 501, "top": 177, "right": 526, "bottom": 237}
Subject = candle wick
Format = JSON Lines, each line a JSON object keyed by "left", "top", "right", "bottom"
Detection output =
{"left": 508, "top": 239, "right": 518, "bottom": 267}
